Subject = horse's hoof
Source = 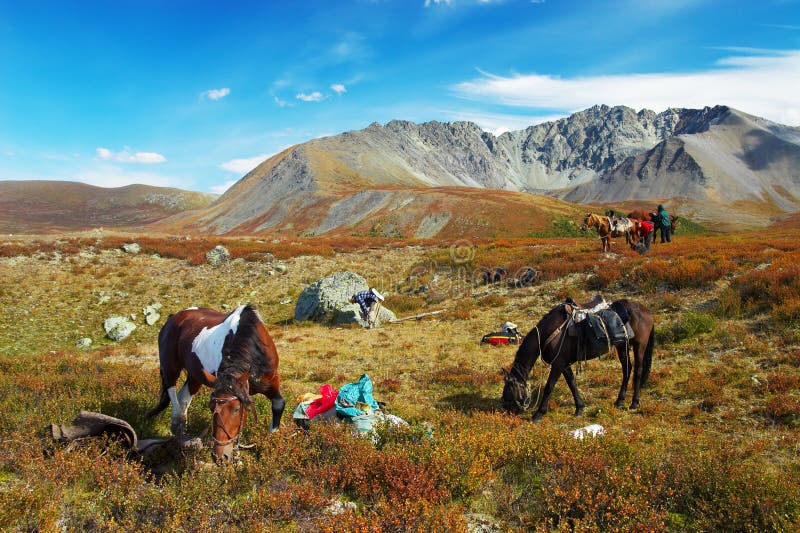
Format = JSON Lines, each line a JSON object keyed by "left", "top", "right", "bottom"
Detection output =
{"left": 574, "top": 407, "right": 585, "bottom": 416}
{"left": 613, "top": 401, "right": 625, "bottom": 410}
{"left": 629, "top": 402, "right": 640, "bottom": 410}
{"left": 532, "top": 412, "right": 544, "bottom": 423}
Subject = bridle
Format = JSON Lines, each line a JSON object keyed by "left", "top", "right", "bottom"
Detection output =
{"left": 210, "top": 392, "right": 256, "bottom": 449}
{"left": 504, "top": 307, "right": 572, "bottom": 413}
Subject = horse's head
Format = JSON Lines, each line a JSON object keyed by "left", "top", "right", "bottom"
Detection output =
{"left": 209, "top": 371, "right": 254, "bottom": 462}
{"left": 501, "top": 367, "right": 530, "bottom": 414}
{"left": 670, "top": 215, "right": 679, "bottom": 233}
{"left": 580, "top": 213, "right": 593, "bottom": 232}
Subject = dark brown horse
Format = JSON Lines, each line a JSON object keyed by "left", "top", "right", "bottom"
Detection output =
{"left": 501, "top": 298, "right": 654, "bottom": 421}
{"left": 146, "top": 304, "right": 284, "bottom": 461}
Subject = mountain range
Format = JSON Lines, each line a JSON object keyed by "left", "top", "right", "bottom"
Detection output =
{"left": 4, "top": 105, "right": 799, "bottom": 236}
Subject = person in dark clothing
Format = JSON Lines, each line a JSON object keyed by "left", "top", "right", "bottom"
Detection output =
{"left": 656, "top": 204, "right": 671, "bottom": 243}
{"left": 350, "top": 288, "right": 385, "bottom": 327}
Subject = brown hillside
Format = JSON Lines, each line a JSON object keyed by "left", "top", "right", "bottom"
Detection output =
{"left": 0, "top": 180, "right": 217, "bottom": 234}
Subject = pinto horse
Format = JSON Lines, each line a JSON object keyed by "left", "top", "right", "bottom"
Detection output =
{"left": 146, "top": 304, "right": 285, "bottom": 461}
{"left": 501, "top": 298, "right": 654, "bottom": 421}
{"left": 581, "top": 213, "right": 633, "bottom": 252}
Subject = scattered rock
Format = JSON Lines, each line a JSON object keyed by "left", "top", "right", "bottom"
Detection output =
{"left": 75, "top": 338, "right": 92, "bottom": 349}
{"left": 324, "top": 499, "right": 357, "bottom": 516}
{"left": 121, "top": 243, "right": 141, "bottom": 255}
{"left": 104, "top": 316, "right": 137, "bottom": 341}
{"left": 205, "top": 245, "right": 231, "bottom": 267}
{"left": 570, "top": 424, "right": 605, "bottom": 440}
{"left": 143, "top": 303, "right": 162, "bottom": 326}
{"left": 465, "top": 513, "right": 503, "bottom": 533}
{"left": 267, "top": 270, "right": 276, "bottom": 276}
{"left": 279, "top": 297, "right": 292, "bottom": 305}
{"left": 274, "top": 263, "right": 288, "bottom": 274}
{"left": 96, "top": 292, "right": 111, "bottom": 306}
{"left": 129, "top": 313, "right": 137, "bottom": 321}
{"left": 263, "top": 252, "right": 275, "bottom": 262}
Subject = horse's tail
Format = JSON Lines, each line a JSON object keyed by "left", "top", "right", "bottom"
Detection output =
{"left": 146, "top": 314, "right": 174, "bottom": 418}
{"left": 640, "top": 325, "right": 655, "bottom": 388}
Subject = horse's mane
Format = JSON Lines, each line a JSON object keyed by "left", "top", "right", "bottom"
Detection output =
{"left": 509, "top": 304, "right": 566, "bottom": 379}
{"left": 215, "top": 305, "right": 272, "bottom": 400}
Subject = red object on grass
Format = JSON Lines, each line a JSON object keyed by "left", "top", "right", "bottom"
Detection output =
{"left": 305, "top": 384, "right": 337, "bottom": 419}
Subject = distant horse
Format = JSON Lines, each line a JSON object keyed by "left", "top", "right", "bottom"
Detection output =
{"left": 627, "top": 209, "right": 679, "bottom": 245}
{"left": 581, "top": 213, "right": 633, "bottom": 252}
{"left": 147, "top": 304, "right": 285, "bottom": 461}
{"left": 501, "top": 298, "right": 654, "bottom": 421}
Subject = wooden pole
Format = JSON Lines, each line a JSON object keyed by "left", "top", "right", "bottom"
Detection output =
{"left": 388, "top": 309, "right": 446, "bottom": 323}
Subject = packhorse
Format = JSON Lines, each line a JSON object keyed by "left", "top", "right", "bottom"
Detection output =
{"left": 147, "top": 304, "right": 285, "bottom": 461}
{"left": 581, "top": 213, "right": 635, "bottom": 252}
{"left": 501, "top": 297, "right": 654, "bottom": 421}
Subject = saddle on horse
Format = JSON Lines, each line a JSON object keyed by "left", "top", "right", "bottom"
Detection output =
{"left": 565, "top": 295, "right": 634, "bottom": 360}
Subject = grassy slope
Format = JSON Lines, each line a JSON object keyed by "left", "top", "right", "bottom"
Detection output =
{"left": 0, "top": 181, "right": 217, "bottom": 234}
{"left": 0, "top": 232, "right": 798, "bottom": 530}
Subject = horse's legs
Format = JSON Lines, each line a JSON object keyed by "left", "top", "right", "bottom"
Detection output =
{"left": 614, "top": 344, "right": 632, "bottom": 409}
{"left": 562, "top": 365, "right": 585, "bottom": 416}
{"left": 602, "top": 235, "right": 610, "bottom": 252}
{"left": 168, "top": 381, "right": 196, "bottom": 438}
{"left": 532, "top": 362, "right": 564, "bottom": 422}
{"left": 629, "top": 343, "right": 644, "bottom": 410}
{"left": 267, "top": 389, "right": 285, "bottom": 432}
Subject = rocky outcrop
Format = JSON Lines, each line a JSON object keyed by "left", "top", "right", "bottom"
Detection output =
{"left": 104, "top": 316, "right": 136, "bottom": 341}
{"left": 294, "top": 272, "right": 396, "bottom": 327}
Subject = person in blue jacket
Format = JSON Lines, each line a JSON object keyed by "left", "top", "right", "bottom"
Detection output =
{"left": 350, "top": 288, "right": 384, "bottom": 327}
{"left": 656, "top": 204, "right": 672, "bottom": 243}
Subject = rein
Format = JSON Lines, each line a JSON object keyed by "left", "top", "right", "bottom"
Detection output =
{"left": 508, "top": 311, "right": 572, "bottom": 412}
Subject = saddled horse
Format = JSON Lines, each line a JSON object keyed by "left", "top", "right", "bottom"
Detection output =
{"left": 146, "top": 304, "right": 285, "bottom": 461}
{"left": 581, "top": 213, "right": 634, "bottom": 252}
{"left": 501, "top": 297, "right": 654, "bottom": 421}
{"left": 627, "top": 209, "right": 679, "bottom": 245}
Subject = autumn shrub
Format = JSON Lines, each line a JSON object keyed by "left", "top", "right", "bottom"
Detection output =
{"left": 384, "top": 293, "right": 426, "bottom": 313}
{"left": 659, "top": 312, "right": 715, "bottom": 344}
{"left": 477, "top": 293, "right": 506, "bottom": 307}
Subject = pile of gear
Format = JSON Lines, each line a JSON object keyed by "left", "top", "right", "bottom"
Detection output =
{"left": 293, "top": 374, "right": 407, "bottom": 442}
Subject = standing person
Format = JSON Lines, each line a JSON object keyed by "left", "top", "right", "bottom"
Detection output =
{"left": 350, "top": 288, "right": 385, "bottom": 328}
{"left": 636, "top": 220, "right": 655, "bottom": 254}
{"left": 656, "top": 204, "right": 671, "bottom": 243}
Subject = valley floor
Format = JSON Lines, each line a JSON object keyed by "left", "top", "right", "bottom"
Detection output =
{"left": 0, "top": 231, "right": 798, "bottom": 531}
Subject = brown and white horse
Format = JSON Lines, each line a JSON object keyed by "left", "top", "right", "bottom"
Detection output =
{"left": 582, "top": 213, "right": 634, "bottom": 252}
{"left": 146, "top": 304, "right": 284, "bottom": 461}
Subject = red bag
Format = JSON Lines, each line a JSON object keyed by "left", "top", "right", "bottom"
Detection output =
{"left": 305, "top": 384, "right": 337, "bottom": 419}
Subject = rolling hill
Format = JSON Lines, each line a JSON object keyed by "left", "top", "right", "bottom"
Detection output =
{"left": 0, "top": 181, "right": 217, "bottom": 234}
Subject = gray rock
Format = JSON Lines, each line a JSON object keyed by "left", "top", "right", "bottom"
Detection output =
{"left": 205, "top": 245, "right": 231, "bottom": 266}
{"left": 143, "top": 303, "right": 162, "bottom": 326}
{"left": 274, "top": 263, "right": 288, "bottom": 274}
{"left": 75, "top": 337, "right": 92, "bottom": 348}
{"left": 104, "top": 316, "right": 137, "bottom": 341}
{"left": 121, "top": 243, "right": 141, "bottom": 254}
{"left": 294, "top": 272, "right": 396, "bottom": 327}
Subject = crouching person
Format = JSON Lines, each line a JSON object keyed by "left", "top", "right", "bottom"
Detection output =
{"left": 350, "top": 288, "right": 385, "bottom": 328}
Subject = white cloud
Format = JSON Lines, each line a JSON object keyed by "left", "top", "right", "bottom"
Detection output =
{"left": 219, "top": 154, "right": 271, "bottom": 174}
{"left": 296, "top": 91, "right": 325, "bottom": 102}
{"left": 210, "top": 180, "right": 237, "bottom": 195}
{"left": 274, "top": 96, "right": 289, "bottom": 107}
{"left": 95, "top": 147, "right": 166, "bottom": 164}
{"left": 331, "top": 83, "right": 347, "bottom": 94}
{"left": 424, "top": 0, "right": 451, "bottom": 6}
{"left": 203, "top": 87, "right": 231, "bottom": 100}
{"left": 453, "top": 50, "right": 800, "bottom": 126}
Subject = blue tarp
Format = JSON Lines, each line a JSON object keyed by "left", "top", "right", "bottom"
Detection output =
{"left": 335, "top": 374, "right": 380, "bottom": 419}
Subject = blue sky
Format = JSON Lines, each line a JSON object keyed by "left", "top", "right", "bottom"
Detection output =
{"left": 0, "top": 0, "right": 798, "bottom": 194}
